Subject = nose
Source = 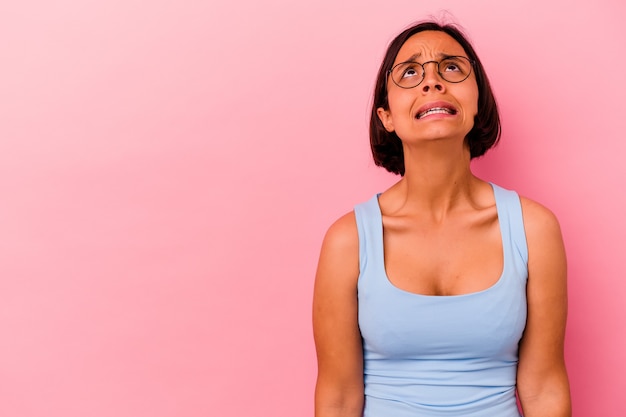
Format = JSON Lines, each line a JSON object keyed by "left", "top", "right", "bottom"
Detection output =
{"left": 421, "top": 61, "right": 445, "bottom": 93}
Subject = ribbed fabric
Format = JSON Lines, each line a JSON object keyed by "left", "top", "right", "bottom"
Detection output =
{"left": 354, "top": 183, "right": 528, "bottom": 417}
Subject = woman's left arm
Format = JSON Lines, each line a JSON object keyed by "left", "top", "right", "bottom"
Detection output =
{"left": 517, "top": 197, "right": 572, "bottom": 417}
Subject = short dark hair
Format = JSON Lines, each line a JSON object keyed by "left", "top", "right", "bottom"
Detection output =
{"left": 369, "top": 21, "right": 501, "bottom": 176}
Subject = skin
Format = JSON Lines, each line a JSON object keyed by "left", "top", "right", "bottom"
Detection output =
{"left": 313, "top": 30, "right": 571, "bottom": 417}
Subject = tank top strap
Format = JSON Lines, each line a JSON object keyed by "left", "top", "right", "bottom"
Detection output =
{"left": 491, "top": 183, "right": 529, "bottom": 275}
{"left": 354, "top": 194, "right": 384, "bottom": 275}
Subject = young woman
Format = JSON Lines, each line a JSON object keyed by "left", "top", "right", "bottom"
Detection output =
{"left": 313, "top": 21, "right": 571, "bottom": 417}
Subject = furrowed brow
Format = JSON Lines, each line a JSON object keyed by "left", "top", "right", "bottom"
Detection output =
{"left": 438, "top": 53, "right": 467, "bottom": 60}
{"left": 398, "top": 52, "right": 464, "bottom": 64}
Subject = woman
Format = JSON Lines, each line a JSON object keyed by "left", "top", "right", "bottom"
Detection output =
{"left": 312, "top": 21, "right": 571, "bottom": 417}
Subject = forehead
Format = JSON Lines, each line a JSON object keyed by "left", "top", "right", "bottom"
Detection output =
{"left": 394, "top": 30, "right": 467, "bottom": 63}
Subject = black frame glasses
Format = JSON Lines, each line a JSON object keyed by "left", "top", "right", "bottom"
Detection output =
{"left": 387, "top": 56, "right": 475, "bottom": 89}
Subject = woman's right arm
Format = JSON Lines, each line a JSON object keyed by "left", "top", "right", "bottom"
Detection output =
{"left": 313, "top": 212, "right": 364, "bottom": 417}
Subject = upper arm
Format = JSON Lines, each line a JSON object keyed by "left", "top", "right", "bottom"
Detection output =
{"left": 312, "top": 212, "right": 364, "bottom": 414}
{"left": 517, "top": 197, "right": 571, "bottom": 415}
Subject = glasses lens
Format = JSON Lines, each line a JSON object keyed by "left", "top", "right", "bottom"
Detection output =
{"left": 391, "top": 62, "right": 424, "bottom": 88}
{"left": 389, "top": 57, "right": 473, "bottom": 88}
{"left": 438, "top": 57, "right": 472, "bottom": 83}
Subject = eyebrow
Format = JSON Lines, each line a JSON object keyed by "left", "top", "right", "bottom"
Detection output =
{"left": 397, "top": 52, "right": 460, "bottom": 64}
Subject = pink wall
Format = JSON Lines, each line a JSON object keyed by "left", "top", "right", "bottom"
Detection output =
{"left": 1, "top": 1, "right": 624, "bottom": 416}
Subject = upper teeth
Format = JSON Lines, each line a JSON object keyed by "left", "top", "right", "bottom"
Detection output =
{"left": 418, "top": 107, "right": 453, "bottom": 118}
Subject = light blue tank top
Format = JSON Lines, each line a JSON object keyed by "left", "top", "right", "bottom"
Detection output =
{"left": 354, "top": 183, "right": 528, "bottom": 417}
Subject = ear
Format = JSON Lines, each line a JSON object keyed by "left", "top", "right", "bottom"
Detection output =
{"left": 376, "top": 107, "right": 395, "bottom": 132}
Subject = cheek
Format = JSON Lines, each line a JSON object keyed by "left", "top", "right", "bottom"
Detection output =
{"left": 469, "top": 81, "right": 479, "bottom": 116}
{"left": 474, "top": 88, "right": 479, "bottom": 116}
{"left": 462, "top": 85, "right": 479, "bottom": 120}
{"left": 387, "top": 88, "right": 415, "bottom": 114}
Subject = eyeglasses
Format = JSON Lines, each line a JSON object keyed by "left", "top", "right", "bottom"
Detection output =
{"left": 388, "top": 56, "right": 474, "bottom": 89}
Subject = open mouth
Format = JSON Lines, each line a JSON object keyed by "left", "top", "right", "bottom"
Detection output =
{"left": 416, "top": 107, "right": 457, "bottom": 119}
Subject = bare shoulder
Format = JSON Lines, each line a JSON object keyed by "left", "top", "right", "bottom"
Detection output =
{"left": 519, "top": 195, "right": 566, "bottom": 287}
{"left": 519, "top": 196, "right": 563, "bottom": 243}
{"left": 321, "top": 211, "right": 359, "bottom": 255}
{"left": 315, "top": 211, "right": 360, "bottom": 288}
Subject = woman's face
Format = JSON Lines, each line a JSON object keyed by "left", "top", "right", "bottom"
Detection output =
{"left": 377, "top": 30, "right": 479, "bottom": 146}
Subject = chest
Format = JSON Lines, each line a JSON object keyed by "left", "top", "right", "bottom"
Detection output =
{"left": 382, "top": 212, "right": 503, "bottom": 296}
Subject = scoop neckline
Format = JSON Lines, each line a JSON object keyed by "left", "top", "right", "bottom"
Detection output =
{"left": 373, "top": 183, "right": 507, "bottom": 298}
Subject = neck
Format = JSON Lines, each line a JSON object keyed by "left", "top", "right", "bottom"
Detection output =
{"left": 390, "top": 142, "right": 477, "bottom": 218}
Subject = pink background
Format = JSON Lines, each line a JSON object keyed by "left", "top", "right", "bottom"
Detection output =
{"left": 1, "top": 1, "right": 624, "bottom": 416}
